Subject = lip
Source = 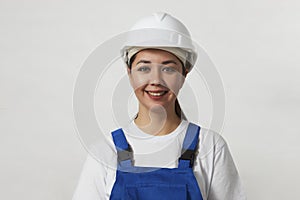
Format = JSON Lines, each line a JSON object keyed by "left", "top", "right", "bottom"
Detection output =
{"left": 144, "top": 90, "right": 168, "bottom": 100}
{"left": 145, "top": 90, "right": 168, "bottom": 93}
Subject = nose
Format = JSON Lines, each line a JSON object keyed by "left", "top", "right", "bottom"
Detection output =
{"left": 149, "top": 67, "right": 163, "bottom": 85}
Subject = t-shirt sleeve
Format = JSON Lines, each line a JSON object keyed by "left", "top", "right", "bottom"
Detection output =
{"left": 208, "top": 141, "right": 247, "bottom": 200}
{"left": 72, "top": 154, "right": 111, "bottom": 200}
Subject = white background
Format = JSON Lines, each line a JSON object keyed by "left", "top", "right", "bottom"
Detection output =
{"left": 0, "top": 0, "right": 299, "bottom": 199}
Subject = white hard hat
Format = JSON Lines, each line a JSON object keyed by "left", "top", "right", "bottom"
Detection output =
{"left": 121, "top": 12, "right": 197, "bottom": 72}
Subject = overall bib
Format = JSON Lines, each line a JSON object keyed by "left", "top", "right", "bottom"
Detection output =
{"left": 110, "top": 123, "right": 203, "bottom": 200}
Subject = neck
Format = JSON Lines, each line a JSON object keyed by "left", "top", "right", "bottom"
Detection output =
{"left": 134, "top": 104, "right": 181, "bottom": 136}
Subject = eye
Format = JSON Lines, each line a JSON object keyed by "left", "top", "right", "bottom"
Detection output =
{"left": 162, "top": 66, "right": 176, "bottom": 73}
{"left": 137, "top": 66, "right": 151, "bottom": 72}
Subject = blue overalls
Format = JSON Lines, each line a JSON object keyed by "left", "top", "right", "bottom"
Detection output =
{"left": 110, "top": 123, "right": 203, "bottom": 200}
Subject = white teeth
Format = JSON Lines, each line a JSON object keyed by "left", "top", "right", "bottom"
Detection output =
{"left": 148, "top": 91, "right": 166, "bottom": 96}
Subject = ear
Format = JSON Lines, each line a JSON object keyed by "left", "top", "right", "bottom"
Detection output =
{"left": 177, "top": 72, "right": 186, "bottom": 90}
{"left": 126, "top": 66, "right": 134, "bottom": 87}
{"left": 179, "top": 77, "right": 185, "bottom": 89}
{"left": 184, "top": 69, "right": 188, "bottom": 77}
{"left": 126, "top": 66, "right": 131, "bottom": 75}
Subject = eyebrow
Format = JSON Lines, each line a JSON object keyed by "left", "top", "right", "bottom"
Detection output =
{"left": 136, "top": 60, "right": 151, "bottom": 65}
{"left": 136, "top": 59, "right": 178, "bottom": 65}
{"left": 162, "top": 60, "right": 178, "bottom": 65}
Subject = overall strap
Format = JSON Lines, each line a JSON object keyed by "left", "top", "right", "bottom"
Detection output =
{"left": 178, "top": 123, "right": 201, "bottom": 168}
{"left": 111, "top": 128, "right": 133, "bottom": 168}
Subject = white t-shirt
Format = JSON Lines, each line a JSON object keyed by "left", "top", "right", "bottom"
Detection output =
{"left": 72, "top": 120, "right": 246, "bottom": 200}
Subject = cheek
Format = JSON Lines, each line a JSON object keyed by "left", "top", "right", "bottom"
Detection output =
{"left": 164, "top": 75, "right": 185, "bottom": 94}
{"left": 129, "top": 72, "right": 185, "bottom": 93}
{"left": 129, "top": 74, "right": 150, "bottom": 90}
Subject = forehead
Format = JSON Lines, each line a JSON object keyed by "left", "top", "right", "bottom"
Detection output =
{"left": 133, "top": 49, "right": 181, "bottom": 64}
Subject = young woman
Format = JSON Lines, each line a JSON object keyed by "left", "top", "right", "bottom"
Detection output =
{"left": 73, "top": 12, "right": 246, "bottom": 200}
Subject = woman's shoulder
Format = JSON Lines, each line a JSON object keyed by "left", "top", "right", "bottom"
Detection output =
{"left": 188, "top": 122, "right": 227, "bottom": 158}
{"left": 199, "top": 126, "right": 226, "bottom": 148}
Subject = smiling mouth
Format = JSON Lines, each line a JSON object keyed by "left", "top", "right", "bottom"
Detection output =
{"left": 145, "top": 90, "right": 168, "bottom": 97}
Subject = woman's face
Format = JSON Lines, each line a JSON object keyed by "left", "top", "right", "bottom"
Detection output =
{"left": 128, "top": 49, "right": 185, "bottom": 112}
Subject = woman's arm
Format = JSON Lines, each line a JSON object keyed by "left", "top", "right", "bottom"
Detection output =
{"left": 72, "top": 154, "right": 114, "bottom": 200}
{"left": 208, "top": 142, "right": 246, "bottom": 200}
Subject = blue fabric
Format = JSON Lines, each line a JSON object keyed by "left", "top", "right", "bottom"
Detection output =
{"left": 112, "top": 128, "right": 130, "bottom": 150}
{"left": 178, "top": 123, "right": 200, "bottom": 168}
{"left": 182, "top": 123, "right": 200, "bottom": 150}
{"left": 112, "top": 128, "right": 133, "bottom": 168}
{"left": 110, "top": 123, "right": 203, "bottom": 200}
